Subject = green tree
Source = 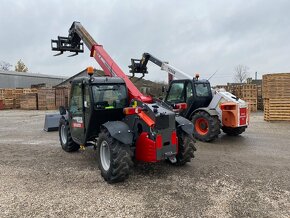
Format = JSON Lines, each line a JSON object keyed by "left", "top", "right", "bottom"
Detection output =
{"left": 15, "top": 59, "right": 28, "bottom": 72}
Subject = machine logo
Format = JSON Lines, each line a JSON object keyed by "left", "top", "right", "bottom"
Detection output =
{"left": 168, "top": 67, "right": 176, "bottom": 75}
{"left": 72, "top": 117, "right": 84, "bottom": 128}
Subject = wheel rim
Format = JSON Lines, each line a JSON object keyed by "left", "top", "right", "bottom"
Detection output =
{"left": 100, "top": 140, "right": 111, "bottom": 171}
{"left": 195, "top": 118, "right": 209, "bottom": 135}
{"left": 60, "top": 124, "right": 67, "bottom": 144}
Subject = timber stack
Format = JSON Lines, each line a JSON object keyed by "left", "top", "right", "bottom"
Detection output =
{"left": 263, "top": 73, "right": 290, "bottom": 121}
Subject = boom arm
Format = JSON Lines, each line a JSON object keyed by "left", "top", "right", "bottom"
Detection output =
{"left": 129, "top": 52, "right": 193, "bottom": 82}
{"left": 51, "top": 22, "right": 152, "bottom": 103}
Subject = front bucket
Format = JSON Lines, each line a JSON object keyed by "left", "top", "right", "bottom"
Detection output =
{"left": 44, "top": 113, "right": 62, "bottom": 132}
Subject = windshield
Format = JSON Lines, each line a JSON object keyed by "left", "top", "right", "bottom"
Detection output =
{"left": 92, "top": 84, "right": 127, "bottom": 109}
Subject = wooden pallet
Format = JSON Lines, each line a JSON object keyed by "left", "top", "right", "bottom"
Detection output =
{"left": 0, "top": 88, "right": 58, "bottom": 110}
{"left": 242, "top": 97, "right": 257, "bottom": 112}
{"left": 23, "top": 88, "right": 37, "bottom": 94}
{"left": 20, "top": 93, "right": 38, "bottom": 110}
{"left": 3, "top": 89, "right": 14, "bottom": 99}
{"left": 4, "top": 98, "right": 14, "bottom": 109}
{"left": 257, "top": 97, "right": 263, "bottom": 111}
{"left": 263, "top": 73, "right": 290, "bottom": 99}
{"left": 227, "top": 84, "right": 258, "bottom": 99}
{"left": 264, "top": 98, "right": 290, "bottom": 121}
{"left": 12, "top": 89, "right": 24, "bottom": 108}
{"left": 55, "top": 87, "right": 70, "bottom": 108}
{"left": 37, "top": 88, "right": 56, "bottom": 110}
{"left": 0, "top": 88, "right": 4, "bottom": 98}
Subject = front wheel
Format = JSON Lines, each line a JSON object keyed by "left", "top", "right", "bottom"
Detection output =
{"left": 191, "top": 111, "right": 221, "bottom": 142}
{"left": 59, "top": 118, "right": 80, "bottom": 152}
{"left": 173, "top": 132, "right": 196, "bottom": 166}
{"left": 222, "top": 126, "right": 246, "bottom": 136}
{"left": 97, "top": 129, "right": 133, "bottom": 183}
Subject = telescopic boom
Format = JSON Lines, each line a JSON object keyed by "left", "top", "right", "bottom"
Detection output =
{"left": 51, "top": 21, "right": 152, "bottom": 103}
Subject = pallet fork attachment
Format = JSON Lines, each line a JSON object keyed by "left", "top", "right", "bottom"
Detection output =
{"left": 128, "top": 58, "right": 148, "bottom": 81}
{"left": 51, "top": 36, "right": 84, "bottom": 56}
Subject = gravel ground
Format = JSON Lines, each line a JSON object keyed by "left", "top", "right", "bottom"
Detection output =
{"left": 0, "top": 110, "right": 289, "bottom": 217}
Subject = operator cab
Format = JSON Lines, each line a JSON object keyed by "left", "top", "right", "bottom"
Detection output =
{"left": 165, "top": 78, "right": 212, "bottom": 118}
{"left": 69, "top": 75, "right": 128, "bottom": 144}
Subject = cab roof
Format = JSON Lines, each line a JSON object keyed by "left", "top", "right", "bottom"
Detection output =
{"left": 72, "top": 76, "right": 126, "bottom": 84}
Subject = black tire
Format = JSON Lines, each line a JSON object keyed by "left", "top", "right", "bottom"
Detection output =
{"left": 59, "top": 118, "right": 80, "bottom": 152}
{"left": 222, "top": 126, "right": 246, "bottom": 136}
{"left": 173, "top": 132, "right": 196, "bottom": 166}
{"left": 191, "top": 111, "right": 221, "bottom": 142}
{"left": 97, "top": 128, "right": 133, "bottom": 183}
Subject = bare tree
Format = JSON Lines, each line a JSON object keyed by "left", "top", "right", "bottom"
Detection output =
{"left": 234, "top": 65, "right": 249, "bottom": 83}
{"left": 15, "top": 59, "right": 28, "bottom": 72}
{"left": 0, "top": 61, "right": 12, "bottom": 71}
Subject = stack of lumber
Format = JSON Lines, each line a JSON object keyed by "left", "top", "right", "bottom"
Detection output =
{"left": 257, "top": 85, "right": 263, "bottom": 110}
{"left": 238, "top": 84, "right": 257, "bottom": 112}
{"left": 55, "top": 86, "right": 70, "bottom": 108}
{"left": 19, "top": 89, "right": 38, "bottom": 109}
{"left": 263, "top": 73, "right": 290, "bottom": 121}
{"left": 12, "top": 88, "right": 37, "bottom": 108}
{"left": 0, "top": 89, "right": 14, "bottom": 109}
{"left": 227, "top": 85, "right": 240, "bottom": 96}
{"left": 23, "top": 88, "right": 37, "bottom": 94}
{"left": 37, "top": 88, "right": 56, "bottom": 110}
{"left": 0, "top": 88, "right": 57, "bottom": 110}
{"left": 3, "top": 88, "right": 39, "bottom": 109}
{"left": 13, "top": 89, "right": 24, "bottom": 108}
{"left": 20, "top": 93, "right": 38, "bottom": 110}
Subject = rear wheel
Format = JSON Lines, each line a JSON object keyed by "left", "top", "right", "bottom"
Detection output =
{"left": 222, "top": 126, "right": 246, "bottom": 136}
{"left": 59, "top": 118, "right": 80, "bottom": 152}
{"left": 97, "top": 129, "right": 133, "bottom": 183}
{"left": 192, "top": 111, "right": 220, "bottom": 142}
{"left": 173, "top": 132, "right": 196, "bottom": 166}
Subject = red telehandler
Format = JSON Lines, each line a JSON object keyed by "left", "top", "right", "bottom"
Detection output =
{"left": 51, "top": 22, "right": 196, "bottom": 183}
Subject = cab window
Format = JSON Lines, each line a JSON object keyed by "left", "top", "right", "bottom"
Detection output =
{"left": 70, "top": 83, "right": 82, "bottom": 114}
{"left": 92, "top": 84, "right": 127, "bottom": 109}
{"left": 166, "top": 82, "right": 185, "bottom": 103}
{"left": 185, "top": 82, "right": 193, "bottom": 102}
{"left": 195, "top": 83, "right": 210, "bottom": 97}
{"left": 84, "top": 86, "right": 90, "bottom": 108}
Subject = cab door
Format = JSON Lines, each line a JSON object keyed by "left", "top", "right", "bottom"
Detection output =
{"left": 165, "top": 81, "right": 186, "bottom": 105}
{"left": 69, "top": 82, "right": 85, "bottom": 144}
{"left": 182, "top": 81, "right": 194, "bottom": 117}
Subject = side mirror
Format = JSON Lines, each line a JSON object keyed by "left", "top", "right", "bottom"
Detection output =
{"left": 59, "top": 106, "right": 66, "bottom": 115}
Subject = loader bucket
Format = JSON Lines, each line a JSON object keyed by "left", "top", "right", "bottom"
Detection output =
{"left": 44, "top": 113, "right": 62, "bottom": 132}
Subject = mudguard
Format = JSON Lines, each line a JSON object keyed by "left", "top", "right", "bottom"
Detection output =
{"left": 175, "top": 116, "right": 194, "bottom": 136}
{"left": 102, "top": 121, "right": 133, "bottom": 145}
{"left": 192, "top": 107, "right": 219, "bottom": 117}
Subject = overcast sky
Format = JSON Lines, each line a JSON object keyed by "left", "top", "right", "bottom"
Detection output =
{"left": 0, "top": 0, "right": 289, "bottom": 85}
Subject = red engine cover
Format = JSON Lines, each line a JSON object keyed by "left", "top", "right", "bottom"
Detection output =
{"left": 135, "top": 132, "right": 157, "bottom": 162}
{"left": 239, "top": 108, "right": 247, "bottom": 126}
